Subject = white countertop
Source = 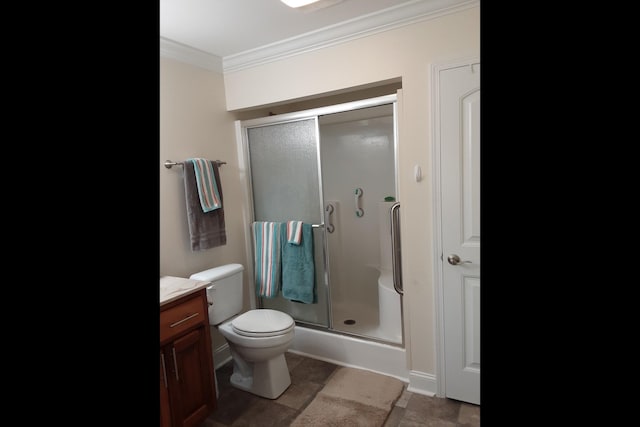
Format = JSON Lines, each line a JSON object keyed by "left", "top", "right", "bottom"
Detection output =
{"left": 160, "top": 276, "right": 212, "bottom": 306}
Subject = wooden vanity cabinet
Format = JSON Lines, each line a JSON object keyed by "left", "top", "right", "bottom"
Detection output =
{"left": 160, "top": 289, "right": 216, "bottom": 427}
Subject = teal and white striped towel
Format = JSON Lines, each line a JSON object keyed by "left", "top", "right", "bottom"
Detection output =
{"left": 286, "top": 221, "right": 303, "bottom": 245}
{"left": 188, "top": 158, "right": 222, "bottom": 213}
{"left": 253, "top": 221, "right": 282, "bottom": 298}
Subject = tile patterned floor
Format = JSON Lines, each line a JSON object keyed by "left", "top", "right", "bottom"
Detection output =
{"left": 198, "top": 352, "right": 480, "bottom": 427}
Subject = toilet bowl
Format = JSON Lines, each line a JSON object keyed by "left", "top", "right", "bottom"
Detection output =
{"left": 218, "top": 309, "right": 294, "bottom": 399}
{"left": 190, "top": 264, "right": 295, "bottom": 399}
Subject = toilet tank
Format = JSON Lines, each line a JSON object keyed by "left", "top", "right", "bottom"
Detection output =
{"left": 189, "top": 263, "right": 244, "bottom": 325}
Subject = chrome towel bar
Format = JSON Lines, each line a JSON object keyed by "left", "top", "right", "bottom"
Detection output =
{"left": 164, "top": 159, "right": 226, "bottom": 169}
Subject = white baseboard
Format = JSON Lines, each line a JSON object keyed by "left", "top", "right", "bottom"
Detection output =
{"left": 407, "top": 370, "right": 437, "bottom": 396}
{"left": 214, "top": 337, "right": 437, "bottom": 398}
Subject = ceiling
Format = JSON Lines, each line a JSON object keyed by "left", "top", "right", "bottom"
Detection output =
{"left": 160, "top": 0, "right": 473, "bottom": 72}
{"left": 161, "top": 0, "right": 421, "bottom": 58}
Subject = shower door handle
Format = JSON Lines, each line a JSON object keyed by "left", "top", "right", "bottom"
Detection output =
{"left": 390, "top": 202, "right": 403, "bottom": 295}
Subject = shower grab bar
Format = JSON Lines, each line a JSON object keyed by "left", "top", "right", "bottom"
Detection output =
{"left": 354, "top": 188, "right": 364, "bottom": 217}
{"left": 390, "top": 202, "right": 403, "bottom": 295}
{"left": 325, "top": 204, "right": 335, "bottom": 233}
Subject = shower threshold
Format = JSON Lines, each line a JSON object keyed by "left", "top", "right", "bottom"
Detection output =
{"left": 289, "top": 324, "right": 408, "bottom": 382}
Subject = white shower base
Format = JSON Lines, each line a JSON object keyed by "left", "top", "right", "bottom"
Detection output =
{"left": 288, "top": 325, "right": 409, "bottom": 383}
{"left": 331, "top": 300, "right": 379, "bottom": 336}
{"left": 330, "top": 302, "right": 399, "bottom": 345}
{"left": 330, "top": 273, "right": 402, "bottom": 345}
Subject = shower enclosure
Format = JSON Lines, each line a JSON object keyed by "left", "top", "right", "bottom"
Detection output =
{"left": 238, "top": 94, "right": 402, "bottom": 346}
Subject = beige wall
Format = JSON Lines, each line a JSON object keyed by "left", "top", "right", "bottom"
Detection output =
{"left": 160, "top": 57, "right": 251, "bottom": 350}
{"left": 222, "top": 6, "right": 479, "bottom": 377}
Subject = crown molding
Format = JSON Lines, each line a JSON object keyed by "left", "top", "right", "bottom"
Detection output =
{"left": 160, "top": 37, "right": 223, "bottom": 73}
{"left": 223, "top": 0, "right": 478, "bottom": 73}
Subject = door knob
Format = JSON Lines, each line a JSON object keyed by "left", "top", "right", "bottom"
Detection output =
{"left": 447, "top": 254, "right": 471, "bottom": 265}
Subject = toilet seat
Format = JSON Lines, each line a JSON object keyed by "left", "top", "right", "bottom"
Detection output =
{"left": 231, "top": 309, "right": 295, "bottom": 338}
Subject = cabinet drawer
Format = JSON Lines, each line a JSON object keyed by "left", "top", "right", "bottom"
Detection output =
{"left": 160, "top": 292, "right": 207, "bottom": 343}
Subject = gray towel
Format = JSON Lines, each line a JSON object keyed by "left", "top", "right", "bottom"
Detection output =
{"left": 183, "top": 160, "right": 227, "bottom": 251}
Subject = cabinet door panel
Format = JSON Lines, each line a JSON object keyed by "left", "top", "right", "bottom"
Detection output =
{"left": 160, "top": 351, "right": 172, "bottom": 427}
{"left": 170, "top": 327, "right": 216, "bottom": 427}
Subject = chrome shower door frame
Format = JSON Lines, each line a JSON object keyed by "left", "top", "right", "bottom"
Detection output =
{"left": 236, "top": 93, "right": 399, "bottom": 336}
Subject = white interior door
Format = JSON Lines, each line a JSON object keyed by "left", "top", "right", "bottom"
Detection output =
{"left": 440, "top": 62, "right": 480, "bottom": 405}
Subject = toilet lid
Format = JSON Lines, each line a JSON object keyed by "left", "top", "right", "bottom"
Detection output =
{"left": 231, "top": 309, "right": 295, "bottom": 337}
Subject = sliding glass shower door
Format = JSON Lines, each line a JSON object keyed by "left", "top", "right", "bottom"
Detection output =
{"left": 318, "top": 103, "right": 400, "bottom": 342}
{"left": 245, "top": 118, "right": 329, "bottom": 327}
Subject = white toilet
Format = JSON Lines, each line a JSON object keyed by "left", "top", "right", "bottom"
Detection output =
{"left": 190, "top": 263, "right": 295, "bottom": 399}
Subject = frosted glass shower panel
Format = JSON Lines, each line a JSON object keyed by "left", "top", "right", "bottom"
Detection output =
{"left": 246, "top": 118, "right": 328, "bottom": 328}
{"left": 247, "top": 119, "right": 321, "bottom": 223}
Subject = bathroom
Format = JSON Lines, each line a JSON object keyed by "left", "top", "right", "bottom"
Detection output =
{"left": 160, "top": 3, "right": 479, "bottom": 403}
